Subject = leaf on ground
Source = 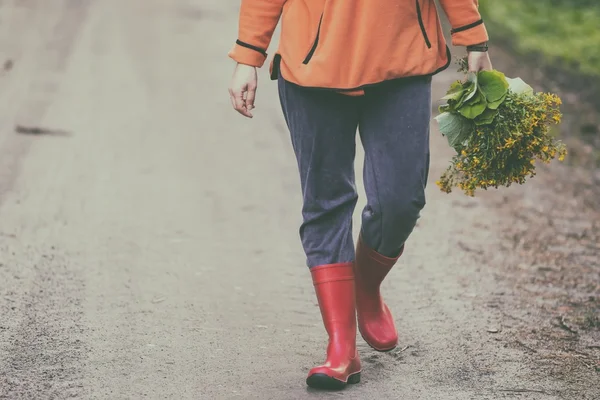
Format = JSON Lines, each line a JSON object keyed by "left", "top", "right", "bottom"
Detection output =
{"left": 435, "top": 112, "right": 473, "bottom": 149}
{"left": 507, "top": 77, "right": 534, "bottom": 95}
{"left": 478, "top": 70, "right": 509, "bottom": 102}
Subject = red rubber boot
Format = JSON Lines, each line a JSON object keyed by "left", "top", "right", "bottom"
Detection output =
{"left": 306, "top": 263, "right": 362, "bottom": 390}
{"left": 354, "top": 235, "right": 403, "bottom": 351}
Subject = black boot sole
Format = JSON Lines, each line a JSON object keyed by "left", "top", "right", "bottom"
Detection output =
{"left": 306, "top": 372, "right": 361, "bottom": 390}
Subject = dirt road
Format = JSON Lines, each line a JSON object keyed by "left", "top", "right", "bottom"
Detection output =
{"left": 0, "top": 1, "right": 598, "bottom": 399}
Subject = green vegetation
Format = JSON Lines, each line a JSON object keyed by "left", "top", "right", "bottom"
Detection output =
{"left": 480, "top": 1, "right": 600, "bottom": 78}
{"left": 435, "top": 63, "right": 566, "bottom": 196}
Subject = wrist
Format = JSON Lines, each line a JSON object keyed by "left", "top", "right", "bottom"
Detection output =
{"left": 467, "top": 42, "right": 488, "bottom": 52}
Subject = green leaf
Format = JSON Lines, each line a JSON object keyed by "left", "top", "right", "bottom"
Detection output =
{"left": 441, "top": 80, "right": 467, "bottom": 101}
{"left": 458, "top": 91, "right": 488, "bottom": 119}
{"left": 477, "top": 70, "right": 509, "bottom": 103}
{"left": 439, "top": 104, "right": 450, "bottom": 113}
{"left": 474, "top": 108, "right": 499, "bottom": 126}
{"left": 435, "top": 112, "right": 473, "bottom": 149}
{"left": 506, "top": 77, "right": 534, "bottom": 95}
{"left": 462, "top": 72, "right": 479, "bottom": 103}
{"left": 487, "top": 92, "right": 507, "bottom": 110}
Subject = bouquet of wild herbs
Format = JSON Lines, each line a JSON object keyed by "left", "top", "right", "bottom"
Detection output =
{"left": 434, "top": 59, "right": 566, "bottom": 196}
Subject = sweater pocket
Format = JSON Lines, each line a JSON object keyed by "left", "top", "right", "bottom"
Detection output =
{"left": 416, "top": 0, "right": 432, "bottom": 49}
{"left": 302, "top": 13, "right": 323, "bottom": 64}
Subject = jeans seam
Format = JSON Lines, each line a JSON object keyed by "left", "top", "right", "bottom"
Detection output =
{"left": 363, "top": 149, "right": 384, "bottom": 253}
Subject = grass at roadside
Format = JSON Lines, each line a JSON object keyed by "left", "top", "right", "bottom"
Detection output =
{"left": 479, "top": 1, "right": 600, "bottom": 78}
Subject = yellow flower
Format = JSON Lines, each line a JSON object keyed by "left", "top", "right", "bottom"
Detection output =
{"left": 504, "top": 138, "right": 517, "bottom": 148}
{"left": 546, "top": 93, "right": 563, "bottom": 105}
{"left": 437, "top": 83, "right": 565, "bottom": 196}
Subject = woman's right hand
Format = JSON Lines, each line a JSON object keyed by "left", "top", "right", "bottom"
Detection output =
{"left": 228, "top": 63, "right": 258, "bottom": 118}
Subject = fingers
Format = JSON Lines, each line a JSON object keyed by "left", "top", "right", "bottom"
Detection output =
{"left": 483, "top": 59, "right": 493, "bottom": 71}
{"left": 228, "top": 64, "right": 258, "bottom": 118}
{"left": 245, "top": 84, "right": 257, "bottom": 111}
{"left": 468, "top": 52, "right": 493, "bottom": 72}
{"left": 229, "top": 86, "right": 253, "bottom": 118}
{"left": 467, "top": 55, "right": 479, "bottom": 73}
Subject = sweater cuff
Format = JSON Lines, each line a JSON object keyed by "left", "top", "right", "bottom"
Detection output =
{"left": 450, "top": 19, "right": 489, "bottom": 47}
{"left": 228, "top": 40, "right": 267, "bottom": 67}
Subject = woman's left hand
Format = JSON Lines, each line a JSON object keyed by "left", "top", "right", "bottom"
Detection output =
{"left": 468, "top": 50, "right": 493, "bottom": 72}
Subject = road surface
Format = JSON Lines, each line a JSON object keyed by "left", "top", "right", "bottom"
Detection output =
{"left": 0, "top": 1, "right": 597, "bottom": 399}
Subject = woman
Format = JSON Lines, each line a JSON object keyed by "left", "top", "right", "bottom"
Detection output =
{"left": 228, "top": 0, "right": 492, "bottom": 390}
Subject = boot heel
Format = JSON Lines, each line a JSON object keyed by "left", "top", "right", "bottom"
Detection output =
{"left": 347, "top": 372, "right": 361, "bottom": 384}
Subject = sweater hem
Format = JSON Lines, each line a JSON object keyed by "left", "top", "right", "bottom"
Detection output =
{"left": 271, "top": 45, "right": 452, "bottom": 91}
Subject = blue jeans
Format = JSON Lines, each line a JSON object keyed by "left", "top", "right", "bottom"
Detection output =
{"left": 278, "top": 75, "right": 432, "bottom": 268}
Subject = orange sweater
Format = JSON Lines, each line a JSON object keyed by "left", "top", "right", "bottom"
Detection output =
{"left": 229, "top": 0, "right": 488, "bottom": 94}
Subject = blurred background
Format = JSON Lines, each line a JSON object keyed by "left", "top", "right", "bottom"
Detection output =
{"left": 480, "top": 0, "right": 600, "bottom": 166}
{"left": 0, "top": 0, "right": 598, "bottom": 399}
